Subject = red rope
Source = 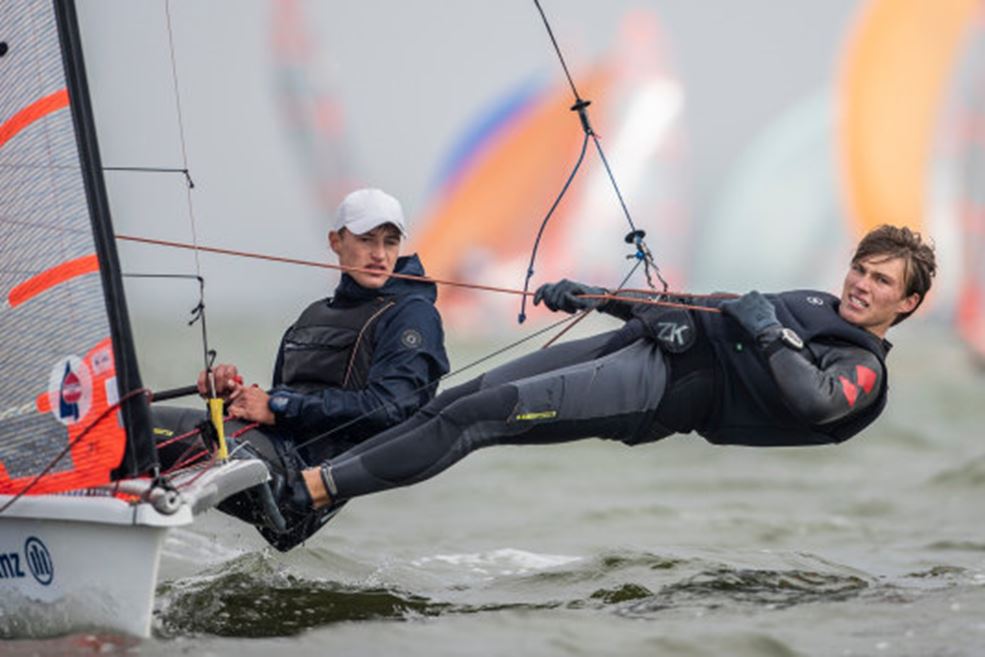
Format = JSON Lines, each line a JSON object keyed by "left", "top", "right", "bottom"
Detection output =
{"left": 163, "top": 420, "right": 262, "bottom": 489}
{"left": 228, "top": 422, "right": 260, "bottom": 439}
{"left": 170, "top": 451, "right": 217, "bottom": 489}
{"left": 117, "top": 234, "right": 530, "bottom": 298}
{"left": 165, "top": 447, "right": 211, "bottom": 474}
{"left": 157, "top": 415, "right": 260, "bottom": 471}
{"left": 155, "top": 426, "right": 203, "bottom": 450}
{"left": 579, "top": 293, "right": 725, "bottom": 314}
{"left": 540, "top": 307, "right": 593, "bottom": 349}
{"left": 617, "top": 288, "right": 739, "bottom": 300}
{"left": 117, "top": 234, "right": 732, "bottom": 314}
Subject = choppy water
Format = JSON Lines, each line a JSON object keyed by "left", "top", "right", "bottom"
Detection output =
{"left": 6, "top": 324, "right": 985, "bottom": 656}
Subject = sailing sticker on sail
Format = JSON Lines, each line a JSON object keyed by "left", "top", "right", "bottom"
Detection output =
{"left": 91, "top": 346, "right": 112, "bottom": 375}
{"left": 47, "top": 357, "right": 92, "bottom": 426}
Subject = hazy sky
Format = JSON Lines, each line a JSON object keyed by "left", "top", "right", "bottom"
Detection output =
{"left": 78, "top": 0, "right": 858, "bottom": 287}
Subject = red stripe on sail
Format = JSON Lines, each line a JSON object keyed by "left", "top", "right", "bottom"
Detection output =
{"left": 7, "top": 254, "right": 99, "bottom": 307}
{"left": 0, "top": 89, "right": 70, "bottom": 150}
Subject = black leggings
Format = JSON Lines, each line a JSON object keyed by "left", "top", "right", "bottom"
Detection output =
{"left": 324, "top": 331, "right": 671, "bottom": 501}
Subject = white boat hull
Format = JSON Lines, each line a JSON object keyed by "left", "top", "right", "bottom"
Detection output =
{"left": 0, "top": 502, "right": 177, "bottom": 637}
{"left": 0, "top": 459, "right": 269, "bottom": 638}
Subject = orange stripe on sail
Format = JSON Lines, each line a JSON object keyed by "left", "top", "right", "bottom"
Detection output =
{"left": 8, "top": 254, "right": 100, "bottom": 308}
{"left": 0, "top": 89, "right": 70, "bottom": 150}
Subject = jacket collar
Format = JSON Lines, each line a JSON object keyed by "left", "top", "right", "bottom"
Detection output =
{"left": 333, "top": 253, "right": 437, "bottom": 303}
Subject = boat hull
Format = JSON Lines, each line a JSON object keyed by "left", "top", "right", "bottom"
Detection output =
{"left": 0, "top": 495, "right": 187, "bottom": 638}
{"left": 0, "top": 459, "right": 269, "bottom": 638}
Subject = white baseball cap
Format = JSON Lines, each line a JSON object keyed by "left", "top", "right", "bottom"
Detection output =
{"left": 334, "top": 188, "right": 407, "bottom": 237}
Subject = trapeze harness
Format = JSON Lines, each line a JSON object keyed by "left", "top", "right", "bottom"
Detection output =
{"left": 278, "top": 297, "right": 394, "bottom": 393}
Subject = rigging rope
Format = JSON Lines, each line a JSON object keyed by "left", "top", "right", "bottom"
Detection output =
{"left": 161, "top": 1, "right": 229, "bottom": 459}
{"left": 518, "top": 131, "right": 590, "bottom": 323}
{"left": 163, "top": 0, "right": 200, "bottom": 276}
{"left": 289, "top": 312, "right": 583, "bottom": 454}
{"left": 103, "top": 166, "right": 194, "bottom": 188}
{"left": 517, "top": 0, "right": 669, "bottom": 324}
{"left": 104, "top": 3, "right": 725, "bottom": 486}
{"left": 539, "top": 253, "right": 644, "bottom": 349}
{"left": 115, "top": 234, "right": 726, "bottom": 311}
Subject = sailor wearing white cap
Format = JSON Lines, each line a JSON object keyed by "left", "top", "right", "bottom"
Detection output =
{"left": 160, "top": 187, "right": 449, "bottom": 550}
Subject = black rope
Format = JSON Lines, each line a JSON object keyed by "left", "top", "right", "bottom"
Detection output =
{"left": 103, "top": 166, "right": 195, "bottom": 189}
{"left": 122, "top": 272, "right": 216, "bottom": 404}
{"left": 292, "top": 252, "right": 648, "bottom": 454}
{"left": 126, "top": 5, "right": 219, "bottom": 416}
{"left": 290, "top": 312, "right": 582, "bottom": 454}
{"left": 518, "top": 132, "right": 590, "bottom": 323}
{"left": 518, "top": 0, "right": 668, "bottom": 323}
{"left": 531, "top": 0, "right": 581, "bottom": 101}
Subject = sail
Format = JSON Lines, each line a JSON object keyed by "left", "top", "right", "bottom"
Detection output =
{"left": 0, "top": 0, "right": 155, "bottom": 495}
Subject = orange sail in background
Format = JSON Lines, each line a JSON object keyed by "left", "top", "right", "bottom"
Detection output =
{"left": 838, "top": 0, "right": 980, "bottom": 236}
{"left": 412, "top": 72, "right": 608, "bottom": 285}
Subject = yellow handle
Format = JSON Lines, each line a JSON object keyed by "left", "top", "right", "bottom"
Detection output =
{"left": 209, "top": 397, "right": 228, "bottom": 460}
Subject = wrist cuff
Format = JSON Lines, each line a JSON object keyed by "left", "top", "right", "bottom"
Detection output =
{"left": 756, "top": 324, "right": 784, "bottom": 348}
{"left": 320, "top": 465, "right": 339, "bottom": 499}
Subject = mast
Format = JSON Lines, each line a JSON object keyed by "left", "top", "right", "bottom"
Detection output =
{"left": 51, "top": 0, "right": 157, "bottom": 478}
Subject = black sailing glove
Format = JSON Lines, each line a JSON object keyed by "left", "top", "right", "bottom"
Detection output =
{"left": 533, "top": 279, "right": 606, "bottom": 314}
{"left": 720, "top": 290, "right": 782, "bottom": 342}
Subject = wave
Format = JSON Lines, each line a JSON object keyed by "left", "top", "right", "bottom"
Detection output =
{"left": 154, "top": 548, "right": 882, "bottom": 637}
{"left": 927, "top": 454, "right": 985, "bottom": 487}
{"left": 606, "top": 567, "right": 869, "bottom": 616}
{"left": 154, "top": 552, "right": 449, "bottom": 638}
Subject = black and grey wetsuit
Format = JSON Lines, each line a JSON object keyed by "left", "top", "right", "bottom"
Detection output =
{"left": 318, "top": 289, "right": 889, "bottom": 503}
